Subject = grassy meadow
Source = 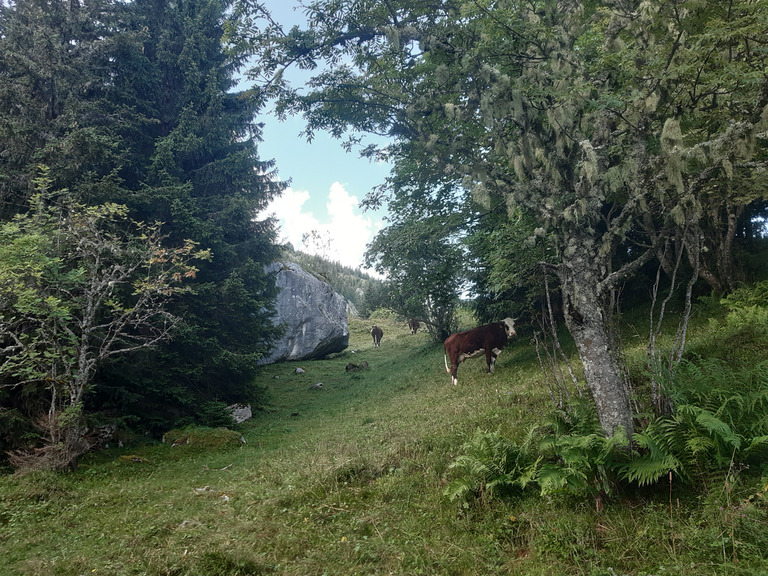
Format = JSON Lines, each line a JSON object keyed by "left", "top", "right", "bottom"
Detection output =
{"left": 1, "top": 309, "right": 767, "bottom": 575}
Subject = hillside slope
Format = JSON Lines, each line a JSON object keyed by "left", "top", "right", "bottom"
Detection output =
{"left": 1, "top": 314, "right": 767, "bottom": 575}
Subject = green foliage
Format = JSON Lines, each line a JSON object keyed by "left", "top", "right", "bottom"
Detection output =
{"left": 625, "top": 358, "right": 768, "bottom": 486}
{"left": 0, "top": 0, "right": 285, "bottom": 435}
{"left": 624, "top": 282, "right": 768, "bottom": 486}
{"left": 534, "top": 405, "right": 630, "bottom": 498}
{"left": 0, "top": 405, "right": 35, "bottom": 466}
{"left": 360, "top": 282, "right": 394, "bottom": 318}
{"left": 195, "top": 401, "right": 237, "bottom": 429}
{"left": 97, "top": 0, "right": 283, "bottom": 430}
{"left": 0, "top": 0, "right": 129, "bottom": 219}
{"left": 470, "top": 209, "right": 556, "bottom": 324}
{"left": 444, "top": 429, "right": 538, "bottom": 504}
{"left": 0, "top": 188, "right": 206, "bottom": 469}
{"left": 447, "top": 349, "right": 768, "bottom": 504}
{"left": 365, "top": 211, "right": 465, "bottom": 341}
{"left": 446, "top": 400, "right": 629, "bottom": 504}
{"left": 721, "top": 280, "right": 768, "bottom": 332}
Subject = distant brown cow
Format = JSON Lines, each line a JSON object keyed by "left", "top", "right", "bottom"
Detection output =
{"left": 371, "top": 325, "right": 383, "bottom": 347}
{"left": 407, "top": 318, "right": 420, "bottom": 334}
{"left": 443, "top": 318, "right": 516, "bottom": 385}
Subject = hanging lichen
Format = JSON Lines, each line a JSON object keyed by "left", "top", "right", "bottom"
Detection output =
{"left": 661, "top": 118, "right": 683, "bottom": 153}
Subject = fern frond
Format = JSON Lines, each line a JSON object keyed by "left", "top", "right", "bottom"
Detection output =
{"left": 743, "top": 435, "right": 768, "bottom": 455}
{"left": 678, "top": 404, "right": 742, "bottom": 450}
{"left": 443, "top": 478, "right": 474, "bottom": 502}
{"left": 537, "top": 462, "right": 578, "bottom": 495}
{"left": 684, "top": 435, "right": 715, "bottom": 457}
{"left": 621, "top": 452, "right": 680, "bottom": 486}
{"left": 515, "top": 457, "right": 542, "bottom": 490}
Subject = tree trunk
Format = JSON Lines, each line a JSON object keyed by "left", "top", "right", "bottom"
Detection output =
{"left": 699, "top": 200, "right": 745, "bottom": 293}
{"left": 560, "top": 238, "right": 634, "bottom": 439}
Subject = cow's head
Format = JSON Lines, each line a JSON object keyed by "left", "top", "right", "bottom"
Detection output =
{"left": 502, "top": 317, "right": 516, "bottom": 338}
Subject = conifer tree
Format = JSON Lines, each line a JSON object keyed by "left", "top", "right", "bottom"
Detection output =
{"left": 92, "top": 0, "right": 284, "bottom": 427}
{"left": 0, "top": 0, "right": 126, "bottom": 217}
{"left": 0, "top": 0, "right": 285, "bottom": 434}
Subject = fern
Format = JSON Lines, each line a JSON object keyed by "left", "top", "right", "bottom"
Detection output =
{"left": 679, "top": 405, "right": 742, "bottom": 450}
{"left": 621, "top": 423, "right": 682, "bottom": 486}
{"left": 626, "top": 357, "right": 768, "bottom": 487}
{"left": 744, "top": 435, "right": 768, "bottom": 456}
{"left": 621, "top": 451, "right": 680, "bottom": 486}
{"left": 536, "top": 462, "right": 578, "bottom": 494}
{"left": 444, "top": 429, "right": 536, "bottom": 504}
{"left": 446, "top": 355, "right": 768, "bottom": 505}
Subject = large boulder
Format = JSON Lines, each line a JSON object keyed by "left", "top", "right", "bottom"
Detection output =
{"left": 259, "top": 262, "right": 349, "bottom": 364}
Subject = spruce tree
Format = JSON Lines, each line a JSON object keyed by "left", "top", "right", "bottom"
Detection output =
{"left": 0, "top": 0, "right": 127, "bottom": 217}
{"left": 92, "top": 0, "right": 284, "bottom": 429}
{"left": 0, "top": 0, "right": 284, "bottom": 434}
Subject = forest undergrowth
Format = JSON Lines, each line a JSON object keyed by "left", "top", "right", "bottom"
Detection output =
{"left": 1, "top": 295, "right": 767, "bottom": 576}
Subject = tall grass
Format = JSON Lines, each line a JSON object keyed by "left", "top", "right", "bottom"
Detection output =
{"left": 1, "top": 312, "right": 767, "bottom": 575}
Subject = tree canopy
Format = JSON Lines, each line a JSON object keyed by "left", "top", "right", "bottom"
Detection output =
{"left": 0, "top": 0, "right": 285, "bottom": 460}
{"left": 241, "top": 0, "right": 768, "bottom": 437}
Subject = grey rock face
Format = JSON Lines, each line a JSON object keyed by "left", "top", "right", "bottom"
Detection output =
{"left": 259, "top": 262, "right": 349, "bottom": 364}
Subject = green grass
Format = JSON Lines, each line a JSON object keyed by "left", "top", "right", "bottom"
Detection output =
{"left": 1, "top": 314, "right": 767, "bottom": 575}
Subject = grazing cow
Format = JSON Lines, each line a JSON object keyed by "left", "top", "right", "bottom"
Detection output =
{"left": 407, "top": 318, "right": 420, "bottom": 334}
{"left": 443, "top": 318, "right": 516, "bottom": 385}
{"left": 371, "top": 325, "right": 383, "bottom": 347}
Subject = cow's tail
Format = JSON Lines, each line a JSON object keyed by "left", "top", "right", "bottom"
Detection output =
{"left": 444, "top": 354, "right": 450, "bottom": 374}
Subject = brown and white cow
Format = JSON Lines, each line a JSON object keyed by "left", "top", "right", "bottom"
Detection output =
{"left": 407, "top": 318, "right": 420, "bottom": 334}
{"left": 371, "top": 324, "right": 383, "bottom": 347}
{"left": 443, "top": 318, "right": 516, "bottom": 385}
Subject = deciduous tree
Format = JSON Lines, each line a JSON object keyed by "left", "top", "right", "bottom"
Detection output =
{"left": 0, "top": 180, "right": 208, "bottom": 470}
{"left": 241, "top": 0, "right": 768, "bottom": 438}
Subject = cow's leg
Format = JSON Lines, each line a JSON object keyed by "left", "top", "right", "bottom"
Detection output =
{"left": 488, "top": 348, "right": 502, "bottom": 373}
{"left": 450, "top": 354, "right": 459, "bottom": 385}
{"left": 485, "top": 349, "right": 494, "bottom": 373}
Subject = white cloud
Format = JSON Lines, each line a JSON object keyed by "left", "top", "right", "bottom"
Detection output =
{"left": 261, "top": 187, "right": 320, "bottom": 248}
{"left": 325, "top": 182, "right": 381, "bottom": 269}
{"left": 260, "top": 182, "right": 382, "bottom": 272}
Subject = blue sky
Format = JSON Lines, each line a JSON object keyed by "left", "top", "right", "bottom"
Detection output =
{"left": 255, "top": 0, "right": 392, "bottom": 273}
